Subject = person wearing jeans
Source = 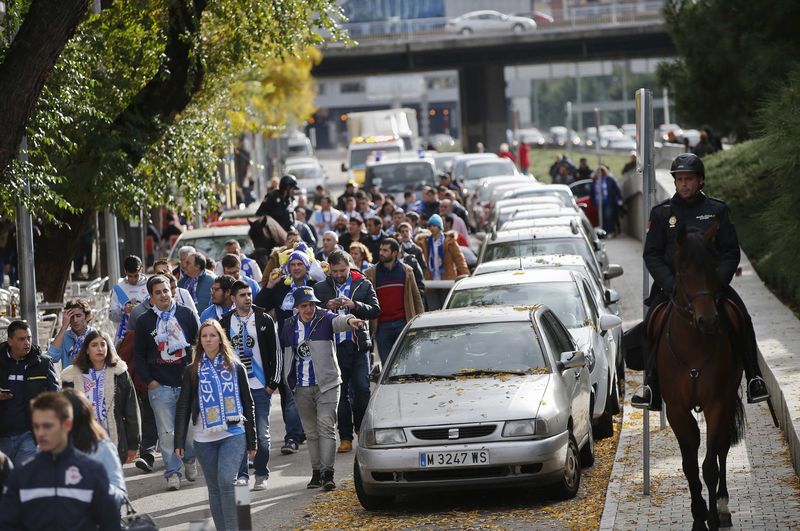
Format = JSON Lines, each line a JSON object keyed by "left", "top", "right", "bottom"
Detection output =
{"left": 281, "top": 287, "right": 365, "bottom": 491}
{"left": 175, "top": 320, "right": 255, "bottom": 531}
{"left": 134, "top": 275, "right": 199, "bottom": 491}
{"left": 220, "top": 280, "right": 281, "bottom": 491}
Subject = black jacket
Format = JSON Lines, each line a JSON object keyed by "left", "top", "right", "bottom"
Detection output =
{"left": 219, "top": 307, "right": 281, "bottom": 391}
{"left": 339, "top": 230, "right": 368, "bottom": 253}
{"left": 0, "top": 444, "right": 120, "bottom": 530}
{"left": 313, "top": 271, "right": 381, "bottom": 350}
{"left": 402, "top": 254, "right": 426, "bottom": 297}
{"left": 643, "top": 192, "right": 740, "bottom": 302}
{"left": 254, "top": 278, "right": 317, "bottom": 332}
{"left": 256, "top": 190, "right": 294, "bottom": 231}
{"left": 364, "top": 231, "right": 388, "bottom": 264}
{"left": 133, "top": 305, "right": 199, "bottom": 387}
{"left": 0, "top": 344, "right": 59, "bottom": 437}
{"left": 401, "top": 241, "right": 426, "bottom": 273}
{"left": 174, "top": 362, "right": 256, "bottom": 452}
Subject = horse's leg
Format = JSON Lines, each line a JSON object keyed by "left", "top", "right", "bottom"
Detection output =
{"left": 667, "top": 406, "right": 708, "bottom": 530}
{"left": 716, "top": 437, "right": 732, "bottom": 528}
{"left": 702, "top": 405, "right": 725, "bottom": 530}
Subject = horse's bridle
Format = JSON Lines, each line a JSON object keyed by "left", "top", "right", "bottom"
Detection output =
{"left": 670, "top": 271, "right": 719, "bottom": 324}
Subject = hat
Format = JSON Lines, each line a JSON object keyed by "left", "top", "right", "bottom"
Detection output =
{"left": 428, "top": 214, "right": 444, "bottom": 229}
{"left": 293, "top": 286, "right": 320, "bottom": 307}
{"left": 288, "top": 249, "right": 311, "bottom": 269}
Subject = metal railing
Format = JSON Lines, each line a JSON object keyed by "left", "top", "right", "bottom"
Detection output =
{"left": 333, "top": 1, "right": 664, "bottom": 43}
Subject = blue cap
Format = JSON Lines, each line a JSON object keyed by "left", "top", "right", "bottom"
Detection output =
{"left": 428, "top": 214, "right": 444, "bottom": 229}
{"left": 293, "top": 286, "right": 320, "bottom": 307}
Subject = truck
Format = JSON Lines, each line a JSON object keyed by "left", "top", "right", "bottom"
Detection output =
{"left": 342, "top": 108, "right": 420, "bottom": 184}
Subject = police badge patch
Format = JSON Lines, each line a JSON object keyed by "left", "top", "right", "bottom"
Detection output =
{"left": 669, "top": 215, "right": 677, "bottom": 228}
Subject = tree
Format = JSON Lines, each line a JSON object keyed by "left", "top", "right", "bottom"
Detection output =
{"left": 658, "top": 0, "right": 800, "bottom": 139}
{"left": 0, "top": 0, "right": 349, "bottom": 300}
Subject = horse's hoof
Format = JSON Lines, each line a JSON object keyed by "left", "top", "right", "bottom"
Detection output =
{"left": 718, "top": 513, "right": 732, "bottom": 528}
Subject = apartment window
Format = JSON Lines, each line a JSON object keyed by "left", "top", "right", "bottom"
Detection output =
{"left": 340, "top": 81, "right": 365, "bottom": 94}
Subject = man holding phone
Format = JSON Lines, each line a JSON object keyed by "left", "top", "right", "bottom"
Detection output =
{"left": 0, "top": 321, "right": 60, "bottom": 466}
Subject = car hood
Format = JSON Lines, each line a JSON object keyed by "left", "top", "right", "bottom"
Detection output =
{"left": 369, "top": 375, "right": 550, "bottom": 428}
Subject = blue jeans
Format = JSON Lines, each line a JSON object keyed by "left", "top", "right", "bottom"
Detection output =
{"left": 336, "top": 342, "right": 371, "bottom": 440}
{"left": 148, "top": 384, "right": 195, "bottom": 478}
{"left": 195, "top": 433, "right": 245, "bottom": 531}
{"left": 279, "top": 382, "right": 304, "bottom": 443}
{"left": 0, "top": 431, "right": 37, "bottom": 467}
{"left": 376, "top": 319, "right": 406, "bottom": 364}
{"left": 238, "top": 388, "right": 271, "bottom": 480}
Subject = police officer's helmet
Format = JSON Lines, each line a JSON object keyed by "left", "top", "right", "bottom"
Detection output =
{"left": 669, "top": 153, "right": 705, "bottom": 178}
{"left": 279, "top": 174, "right": 299, "bottom": 190}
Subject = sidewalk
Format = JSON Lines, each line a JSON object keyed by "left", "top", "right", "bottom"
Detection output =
{"left": 599, "top": 236, "right": 800, "bottom": 530}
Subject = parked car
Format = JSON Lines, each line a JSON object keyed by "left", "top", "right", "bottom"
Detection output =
{"left": 462, "top": 158, "right": 520, "bottom": 188}
{"left": 284, "top": 156, "right": 327, "bottom": 193}
{"left": 443, "top": 270, "right": 622, "bottom": 437}
{"left": 168, "top": 225, "right": 253, "bottom": 262}
{"left": 516, "top": 127, "right": 546, "bottom": 147}
{"left": 355, "top": 306, "right": 592, "bottom": 509}
{"left": 427, "top": 150, "right": 462, "bottom": 174}
{"left": 548, "top": 126, "right": 582, "bottom": 148}
{"left": 445, "top": 10, "right": 537, "bottom": 35}
{"left": 451, "top": 153, "right": 499, "bottom": 185}
{"left": 428, "top": 134, "right": 457, "bottom": 151}
{"left": 569, "top": 178, "right": 597, "bottom": 227}
{"left": 364, "top": 157, "right": 438, "bottom": 195}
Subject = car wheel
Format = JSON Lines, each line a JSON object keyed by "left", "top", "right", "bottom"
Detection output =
{"left": 460, "top": 27, "right": 472, "bottom": 35}
{"left": 512, "top": 23, "right": 525, "bottom": 33}
{"left": 354, "top": 457, "right": 394, "bottom": 511}
{"left": 594, "top": 384, "right": 615, "bottom": 440}
{"left": 553, "top": 431, "right": 581, "bottom": 500}
{"left": 579, "top": 414, "right": 595, "bottom": 467}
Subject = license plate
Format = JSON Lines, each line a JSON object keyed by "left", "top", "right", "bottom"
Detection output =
{"left": 419, "top": 450, "right": 489, "bottom": 468}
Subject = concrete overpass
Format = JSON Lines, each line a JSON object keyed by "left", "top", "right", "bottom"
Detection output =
{"left": 315, "top": 20, "right": 675, "bottom": 150}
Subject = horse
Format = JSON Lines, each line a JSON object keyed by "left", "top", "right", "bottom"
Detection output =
{"left": 651, "top": 221, "right": 746, "bottom": 530}
{"left": 247, "top": 215, "right": 287, "bottom": 268}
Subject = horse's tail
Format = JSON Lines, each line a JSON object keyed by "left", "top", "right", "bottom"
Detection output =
{"left": 729, "top": 394, "right": 746, "bottom": 446}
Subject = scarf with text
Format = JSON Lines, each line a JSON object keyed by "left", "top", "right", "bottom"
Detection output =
{"left": 197, "top": 353, "right": 243, "bottom": 431}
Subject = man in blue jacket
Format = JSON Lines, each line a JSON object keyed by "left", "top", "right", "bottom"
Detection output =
{"left": 135, "top": 275, "right": 199, "bottom": 491}
{"left": 177, "top": 251, "right": 215, "bottom": 313}
{"left": 0, "top": 391, "right": 120, "bottom": 530}
{"left": 0, "top": 321, "right": 59, "bottom": 467}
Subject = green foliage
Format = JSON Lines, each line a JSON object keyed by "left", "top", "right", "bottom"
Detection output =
{"left": 658, "top": 0, "right": 800, "bottom": 139}
{"left": 705, "top": 67, "right": 800, "bottom": 310}
{"left": 0, "top": 0, "right": 349, "bottom": 224}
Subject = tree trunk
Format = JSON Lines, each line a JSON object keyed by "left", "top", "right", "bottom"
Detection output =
{"left": 0, "top": 0, "right": 89, "bottom": 178}
{"left": 35, "top": 209, "right": 94, "bottom": 302}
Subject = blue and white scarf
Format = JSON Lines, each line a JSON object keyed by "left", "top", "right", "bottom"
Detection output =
{"left": 197, "top": 353, "right": 243, "bottom": 432}
{"left": 427, "top": 234, "right": 445, "bottom": 280}
{"left": 281, "top": 279, "right": 308, "bottom": 311}
{"left": 230, "top": 312, "right": 266, "bottom": 386}
{"left": 153, "top": 304, "right": 190, "bottom": 358}
{"left": 83, "top": 368, "right": 108, "bottom": 430}
{"left": 183, "top": 275, "right": 198, "bottom": 303}
{"left": 334, "top": 276, "right": 353, "bottom": 345}
{"left": 68, "top": 327, "right": 93, "bottom": 362}
{"left": 112, "top": 284, "right": 130, "bottom": 341}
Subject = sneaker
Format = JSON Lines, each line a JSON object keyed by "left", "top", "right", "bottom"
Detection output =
{"left": 337, "top": 440, "right": 353, "bottom": 453}
{"left": 184, "top": 460, "right": 198, "bottom": 482}
{"left": 281, "top": 439, "right": 299, "bottom": 455}
{"left": 321, "top": 470, "right": 336, "bottom": 491}
{"left": 253, "top": 475, "right": 268, "bottom": 491}
{"left": 166, "top": 475, "right": 180, "bottom": 491}
{"left": 234, "top": 478, "right": 249, "bottom": 487}
{"left": 134, "top": 455, "right": 154, "bottom": 473}
{"left": 747, "top": 377, "right": 769, "bottom": 404}
{"left": 306, "top": 470, "right": 322, "bottom": 489}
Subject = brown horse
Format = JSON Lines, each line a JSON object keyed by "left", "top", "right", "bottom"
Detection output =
{"left": 653, "top": 221, "right": 745, "bottom": 530}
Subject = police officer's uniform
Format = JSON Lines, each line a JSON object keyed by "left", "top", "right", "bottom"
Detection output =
{"left": 256, "top": 175, "right": 299, "bottom": 231}
{"left": 632, "top": 153, "right": 768, "bottom": 409}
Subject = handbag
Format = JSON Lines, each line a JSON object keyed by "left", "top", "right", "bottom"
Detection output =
{"left": 121, "top": 498, "right": 159, "bottom": 531}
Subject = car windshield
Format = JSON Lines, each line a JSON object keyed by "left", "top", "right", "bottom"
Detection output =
{"left": 366, "top": 162, "right": 436, "bottom": 193}
{"left": 175, "top": 235, "right": 253, "bottom": 261}
{"left": 479, "top": 181, "right": 527, "bottom": 203}
{"left": 452, "top": 156, "right": 497, "bottom": 180}
{"left": 386, "top": 321, "right": 548, "bottom": 379}
{"left": 484, "top": 238, "right": 596, "bottom": 272}
{"left": 349, "top": 146, "right": 402, "bottom": 168}
{"left": 433, "top": 155, "right": 455, "bottom": 172}
{"left": 465, "top": 161, "right": 516, "bottom": 182}
{"left": 448, "top": 282, "right": 587, "bottom": 328}
{"left": 508, "top": 189, "right": 571, "bottom": 205}
{"left": 286, "top": 166, "right": 322, "bottom": 180}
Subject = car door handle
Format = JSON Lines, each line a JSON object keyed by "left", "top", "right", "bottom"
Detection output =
{"left": 574, "top": 371, "right": 581, "bottom": 380}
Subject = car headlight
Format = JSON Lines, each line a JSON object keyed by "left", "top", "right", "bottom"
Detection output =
{"left": 502, "top": 419, "right": 549, "bottom": 437}
{"left": 365, "top": 428, "right": 407, "bottom": 447}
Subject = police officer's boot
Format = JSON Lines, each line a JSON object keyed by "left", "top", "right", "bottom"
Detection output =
{"left": 741, "top": 323, "right": 769, "bottom": 404}
{"left": 631, "top": 370, "right": 662, "bottom": 411}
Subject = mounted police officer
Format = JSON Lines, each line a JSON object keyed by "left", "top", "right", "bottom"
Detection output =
{"left": 256, "top": 174, "right": 300, "bottom": 231}
{"left": 631, "top": 153, "right": 769, "bottom": 410}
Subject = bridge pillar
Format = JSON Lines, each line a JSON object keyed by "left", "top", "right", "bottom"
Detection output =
{"left": 459, "top": 64, "right": 508, "bottom": 153}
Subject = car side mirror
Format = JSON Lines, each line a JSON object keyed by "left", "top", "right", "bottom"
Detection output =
{"left": 604, "top": 288, "right": 620, "bottom": 305}
{"left": 604, "top": 264, "right": 624, "bottom": 280}
{"left": 598, "top": 314, "right": 623, "bottom": 332}
{"left": 595, "top": 228, "right": 607, "bottom": 240}
{"left": 556, "top": 351, "right": 586, "bottom": 371}
{"left": 341, "top": 162, "right": 348, "bottom": 172}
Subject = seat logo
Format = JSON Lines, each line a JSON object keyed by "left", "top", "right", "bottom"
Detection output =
{"left": 448, "top": 428, "right": 459, "bottom": 439}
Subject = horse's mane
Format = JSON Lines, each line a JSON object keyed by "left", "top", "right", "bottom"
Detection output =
{"left": 676, "top": 226, "right": 720, "bottom": 279}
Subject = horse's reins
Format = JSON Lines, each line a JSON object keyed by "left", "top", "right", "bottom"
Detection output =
{"left": 667, "top": 272, "right": 719, "bottom": 413}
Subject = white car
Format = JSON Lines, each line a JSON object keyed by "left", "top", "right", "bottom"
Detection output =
{"left": 444, "top": 269, "right": 622, "bottom": 438}
{"left": 284, "top": 156, "right": 327, "bottom": 193}
{"left": 446, "top": 10, "right": 537, "bottom": 35}
{"left": 168, "top": 225, "right": 253, "bottom": 262}
{"left": 355, "top": 306, "right": 591, "bottom": 509}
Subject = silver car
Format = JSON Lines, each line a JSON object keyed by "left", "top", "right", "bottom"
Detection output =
{"left": 446, "top": 10, "right": 537, "bottom": 35}
{"left": 355, "top": 306, "right": 592, "bottom": 509}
